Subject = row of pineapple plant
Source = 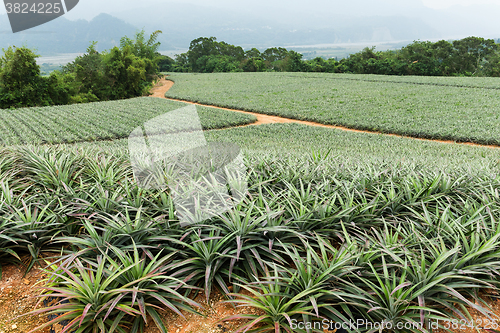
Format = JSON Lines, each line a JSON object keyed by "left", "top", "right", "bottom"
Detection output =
{"left": 1, "top": 146, "right": 500, "bottom": 332}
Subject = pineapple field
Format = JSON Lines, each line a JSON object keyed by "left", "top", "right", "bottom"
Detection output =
{"left": 1, "top": 73, "right": 500, "bottom": 333}
{"left": 0, "top": 98, "right": 256, "bottom": 145}
{"left": 165, "top": 73, "right": 500, "bottom": 145}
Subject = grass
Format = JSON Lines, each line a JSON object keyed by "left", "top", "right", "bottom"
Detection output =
{"left": 0, "top": 97, "right": 256, "bottom": 146}
{"left": 165, "top": 72, "right": 500, "bottom": 145}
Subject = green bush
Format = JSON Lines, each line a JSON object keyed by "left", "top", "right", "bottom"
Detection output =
{"left": 0, "top": 30, "right": 164, "bottom": 109}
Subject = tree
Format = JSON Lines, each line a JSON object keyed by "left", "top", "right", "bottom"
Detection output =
{"left": 242, "top": 57, "right": 265, "bottom": 72}
{"left": 102, "top": 46, "right": 147, "bottom": 99}
{"left": 0, "top": 46, "right": 47, "bottom": 108}
{"left": 204, "top": 55, "right": 241, "bottom": 72}
{"left": 167, "top": 35, "right": 500, "bottom": 76}
{"left": 61, "top": 38, "right": 153, "bottom": 102}
{"left": 0, "top": 30, "right": 165, "bottom": 108}
{"left": 262, "top": 47, "right": 290, "bottom": 71}
{"left": 62, "top": 42, "right": 106, "bottom": 101}
{"left": 173, "top": 53, "right": 190, "bottom": 72}
{"left": 339, "top": 47, "right": 379, "bottom": 74}
{"left": 244, "top": 48, "right": 261, "bottom": 59}
{"left": 399, "top": 41, "right": 441, "bottom": 76}
{"left": 431, "top": 40, "right": 454, "bottom": 75}
{"left": 187, "top": 37, "right": 219, "bottom": 72}
{"left": 157, "top": 55, "right": 175, "bottom": 72}
{"left": 304, "top": 57, "right": 340, "bottom": 73}
{"left": 217, "top": 41, "right": 244, "bottom": 61}
{"left": 45, "top": 71, "right": 72, "bottom": 105}
{"left": 481, "top": 51, "right": 500, "bottom": 77}
{"left": 282, "top": 51, "right": 306, "bottom": 72}
{"left": 451, "top": 36, "right": 499, "bottom": 76}
{"left": 120, "top": 30, "right": 163, "bottom": 76}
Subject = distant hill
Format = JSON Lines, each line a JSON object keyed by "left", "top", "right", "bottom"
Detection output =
{"left": 0, "top": 13, "right": 171, "bottom": 55}
{"left": 2, "top": 0, "right": 499, "bottom": 58}
{"left": 108, "top": 1, "right": 500, "bottom": 49}
{"left": 110, "top": 2, "right": 440, "bottom": 49}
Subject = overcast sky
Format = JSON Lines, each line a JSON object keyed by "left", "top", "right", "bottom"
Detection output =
{"left": 422, "top": 0, "right": 500, "bottom": 8}
{"left": 2, "top": 0, "right": 500, "bottom": 19}
{"left": 2, "top": 0, "right": 500, "bottom": 44}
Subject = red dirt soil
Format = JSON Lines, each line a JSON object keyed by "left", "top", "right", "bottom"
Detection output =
{"left": 3, "top": 262, "right": 500, "bottom": 333}
{"left": 0, "top": 263, "right": 51, "bottom": 333}
{"left": 0, "top": 260, "right": 261, "bottom": 333}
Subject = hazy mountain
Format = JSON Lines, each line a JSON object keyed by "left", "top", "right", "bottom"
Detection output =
{"left": 1, "top": 0, "right": 499, "bottom": 57}
{"left": 109, "top": 1, "right": 440, "bottom": 49}
{"left": 0, "top": 13, "right": 156, "bottom": 54}
{"left": 107, "top": 1, "right": 500, "bottom": 50}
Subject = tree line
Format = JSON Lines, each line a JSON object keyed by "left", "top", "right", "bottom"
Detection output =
{"left": 0, "top": 30, "right": 163, "bottom": 109}
{"left": 158, "top": 36, "right": 337, "bottom": 73}
{"left": 161, "top": 36, "right": 500, "bottom": 77}
{"left": 2, "top": 34, "right": 499, "bottom": 109}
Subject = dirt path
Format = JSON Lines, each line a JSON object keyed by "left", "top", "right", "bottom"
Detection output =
{"left": 150, "top": 77, "right": 500, "bottom": 149}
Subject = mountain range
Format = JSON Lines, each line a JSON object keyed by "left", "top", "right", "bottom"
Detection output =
{"left": 1, "top": 1, "right": 499, "bottom": 56}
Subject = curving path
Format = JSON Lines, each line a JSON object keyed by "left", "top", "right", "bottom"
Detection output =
{"left": 150, "top": 77, "right": 500, "bottom": 149}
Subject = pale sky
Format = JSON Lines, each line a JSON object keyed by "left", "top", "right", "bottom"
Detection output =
{"left": 2, "top": 0, "right": 499, "bottom": 53}
{"left": 2, "top": 0, "right": 500, "bottom": 42}
{"left": 2, "top": 0, "right": 500, "bottom": 17}
{"left": 422, "top": 0, "right": 500, "bottom": 8}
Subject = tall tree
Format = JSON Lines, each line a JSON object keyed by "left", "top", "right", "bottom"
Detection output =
{"left": 451, "top": 37, "right": 498, "bottom": 75}
{"left": 187, "top": 37, "right": 219, "bottom": 72}
{"left": 120, "top": 30, "right": 163, "bottom": 75}
{"left": 0, "top": 46, "right": 46, "bottom": 107}
{"left": 399, "top": 41, "right": 441, "bottom": 76}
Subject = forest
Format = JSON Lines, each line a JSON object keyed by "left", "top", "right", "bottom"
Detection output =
{"left": 163, "top": 36, "right": 500, "bottom": 77}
